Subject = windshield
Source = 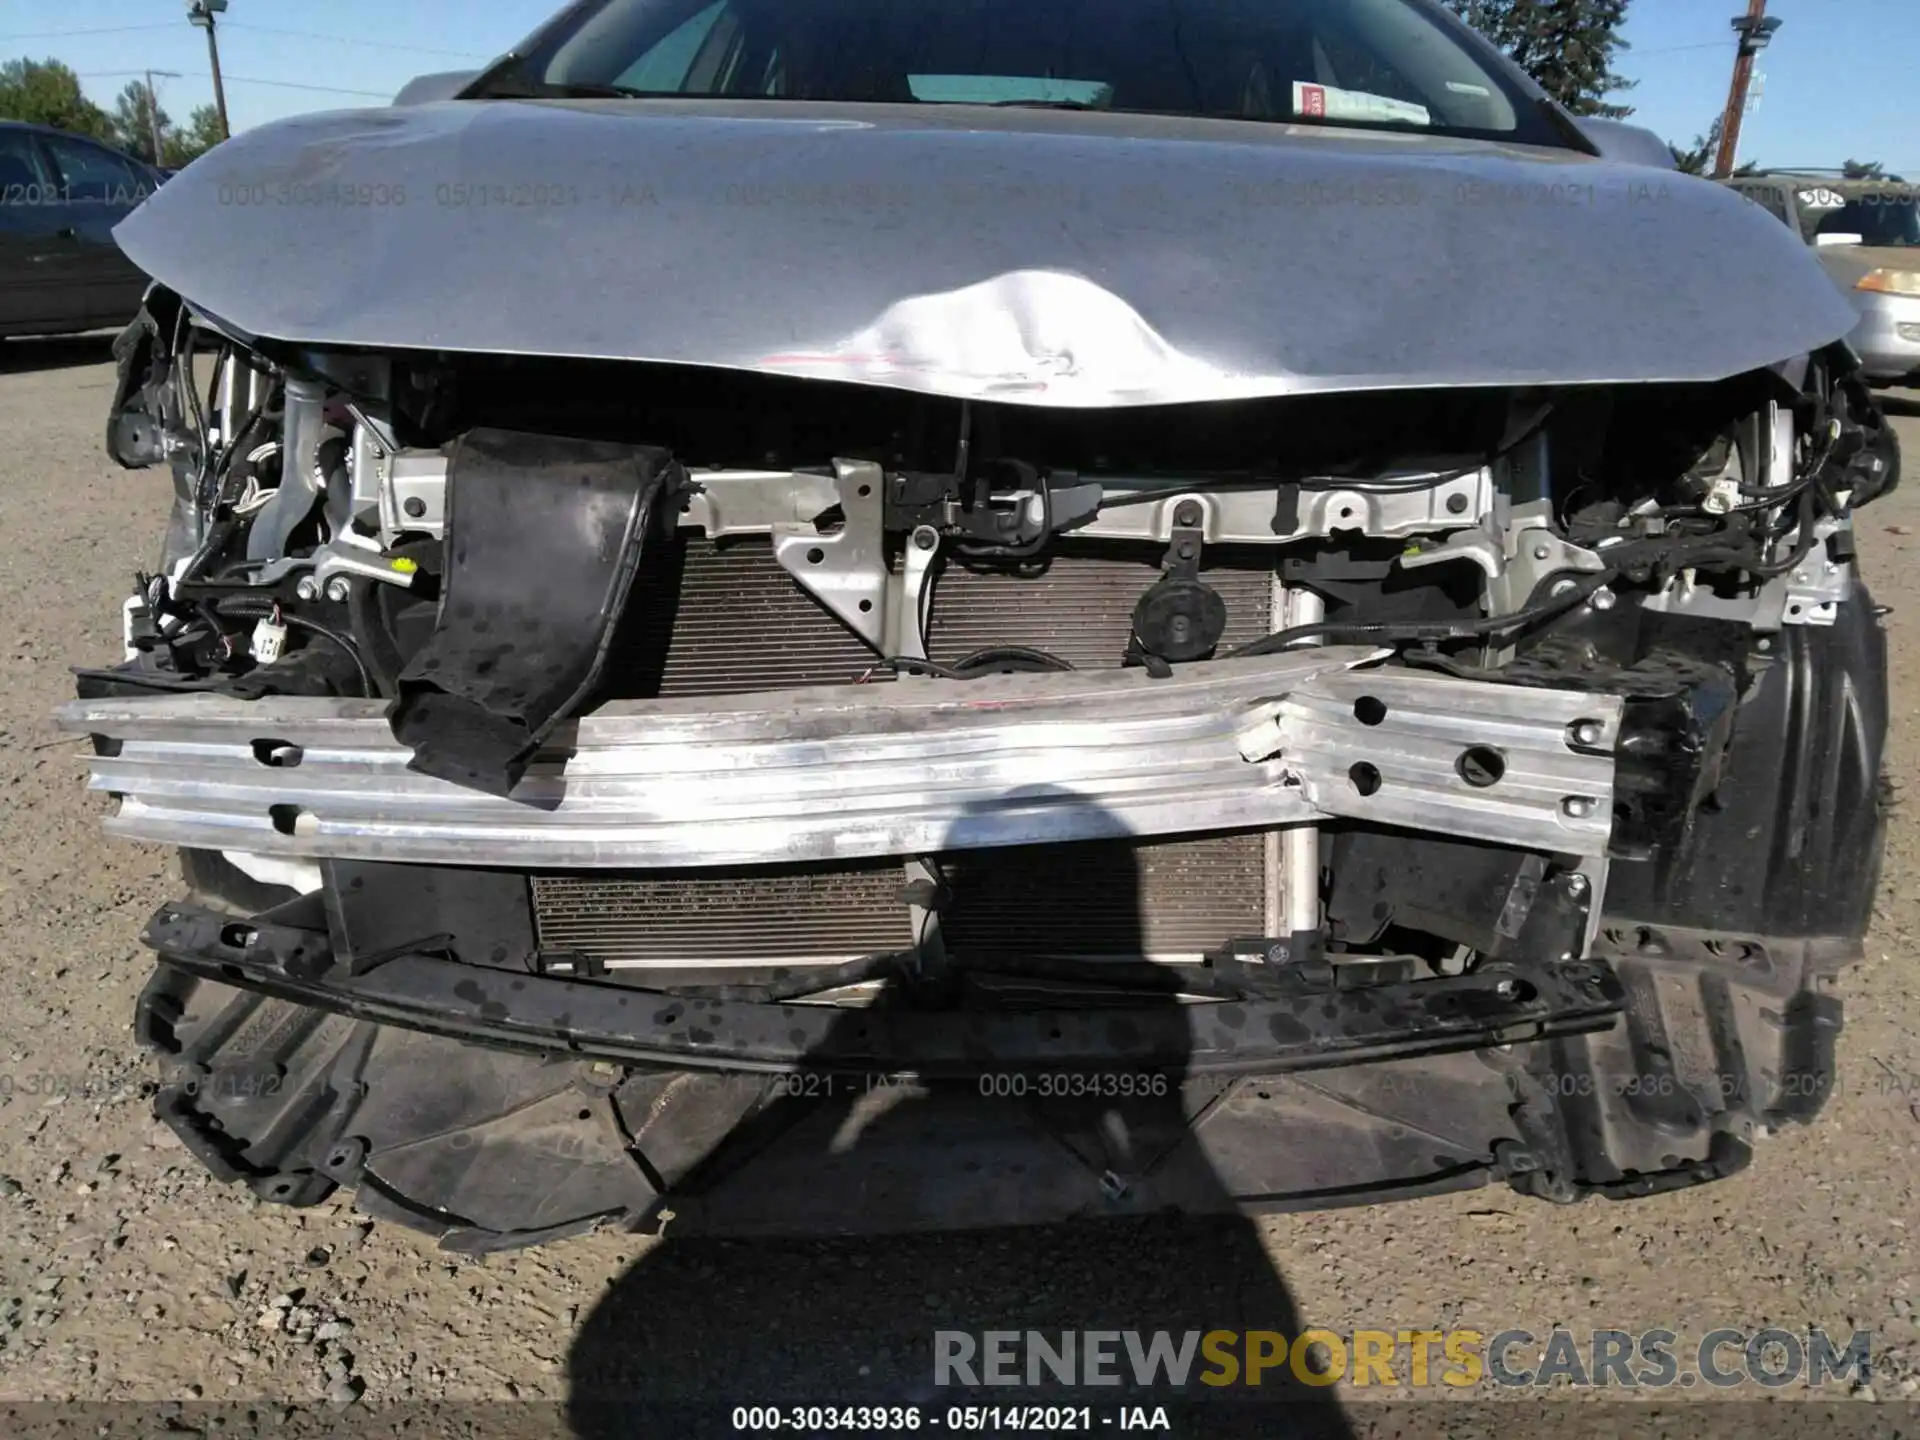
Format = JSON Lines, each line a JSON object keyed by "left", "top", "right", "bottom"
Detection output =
{"left": 483, "top": 0, "right": 1572, "bottom": 147}
{"left": 1816, "top": 192, "right": 1920, "bottom": 248}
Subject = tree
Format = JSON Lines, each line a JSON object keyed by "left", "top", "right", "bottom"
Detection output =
{"left": 161, "top": 104, "right": 225, "bottom": 169}
{"left": 1442, "top": 0, "right": 1635, "bottom": 118}
{"left": 110, "top": 79, "right": 172, "bottom": 165}
{"left": 1672, "top": 118, "right": 1721, "bottom": 176}
{"left": 0, "top": 57, "right": 113, "bottom": 138}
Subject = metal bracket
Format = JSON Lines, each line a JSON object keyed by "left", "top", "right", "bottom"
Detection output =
{"left": 774, "top": 458, "right": 889, "bottom": 651}
{"left": 886, "top": 525, "right": 941, "bottom": 660}
{"left": 1781, "top": 521, "right": 1851, "bottom": 627}
{"left": 1489, "top": 527, "right": 1610, "bottom": 615}
{"left": 1164, "top": 502, "right": 1205, "bottom": 581}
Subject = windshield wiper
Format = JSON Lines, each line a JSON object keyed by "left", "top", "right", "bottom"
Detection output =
{"left": 984, "top": 99, "right": 1105, "bottom": 110}
{"left": 471, "top": 76, "right": 652, "bottom": 100}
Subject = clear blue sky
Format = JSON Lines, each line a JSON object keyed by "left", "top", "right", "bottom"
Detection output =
{"left": 3, "top": 0, "right": 1915, "bottom": 173}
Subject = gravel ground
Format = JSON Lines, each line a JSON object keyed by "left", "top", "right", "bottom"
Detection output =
{"left": 0, "top": 336, "right": 1916, "bottom": 1431}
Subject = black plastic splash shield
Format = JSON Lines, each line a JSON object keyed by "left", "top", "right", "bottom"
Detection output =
{"left": 386, "top": 428, "right": 680, "bottom": 796}
{"left": 140, "top": 901, "right": 1624, "bottom": 1075}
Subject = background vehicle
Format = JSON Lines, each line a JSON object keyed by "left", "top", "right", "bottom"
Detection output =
{"left": 1727, "top": 170, "right": 1920, "bottom": 387}
{"left": 0, "top": 120, "right": 162, "bottom": 339}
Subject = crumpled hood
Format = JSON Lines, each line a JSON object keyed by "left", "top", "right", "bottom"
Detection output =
{"left": 117, "top": 99, "right": 1857, "bottom": 408}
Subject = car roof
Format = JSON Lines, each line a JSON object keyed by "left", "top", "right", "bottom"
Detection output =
{"left": 0, "top": 118, "right": 147, "bottom": 157}
{"left": 0, "top": 119, "right": 80, "bottom": 138}
{"left": 1734, "top": 170, "right": 1912, "bottom": 195}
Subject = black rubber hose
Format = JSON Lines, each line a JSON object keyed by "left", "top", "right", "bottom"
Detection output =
{"left": 1228, "top": 570, "right": 1619, "bottom": 659}
{"left": 879, "top": 645, "right": 1076, "bottom": 680}
{"left": 951, "top": 645, "right": 1076, "bottom": 674}
{"left": 344, "top": 576, "right": 408, "bottom": 700}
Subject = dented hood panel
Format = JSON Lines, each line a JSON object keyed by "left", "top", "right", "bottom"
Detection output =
{"left": 116, "top": 99, "right": 1857, "bottom": 407}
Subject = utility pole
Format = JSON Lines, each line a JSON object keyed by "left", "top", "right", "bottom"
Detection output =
{"left": 186, "top": 0, "right": 231, "bottom": 141}
{"left": 144, "top": 69, "right": 181, "bottom": 164}
{"left": 1713, "top": 0, "right": 1782, "bottom": 178}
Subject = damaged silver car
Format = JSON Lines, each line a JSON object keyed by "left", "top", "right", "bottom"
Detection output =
{"left": 61, "top": 0, "right": 1896, "bottom": 1249}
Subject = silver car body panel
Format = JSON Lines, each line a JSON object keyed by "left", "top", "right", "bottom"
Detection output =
{"left": 116, "top": 100, "right": 1854, "bottom": 408}
{"left": 1847, "top": 287, "right": 1920, "bottom": 381}
{"left": 1816, "top": 245, "right": 1920, "bottom": 381}
{"left": 59, "top": 652, "right": 1620, "bottom": 868}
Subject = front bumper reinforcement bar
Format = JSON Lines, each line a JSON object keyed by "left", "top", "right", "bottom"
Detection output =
{"left": 61, "top": 650, "right": 1622, "bottom": 867}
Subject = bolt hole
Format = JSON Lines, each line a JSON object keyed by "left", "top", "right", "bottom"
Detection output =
{"left": 1456, "top": 746, "right": 1506, "bottom": 788}
{"left": 1337, "top": 506, "right": 1355, "bottom": 520}
{"left": 806, "top": 547, "right": 825, "bottom": 565}
{"left": 577, "top": 1109, "right": 592, "bottom": 1121}
{"left": 219, "top": 923, "right": 257, "bottom": 950}
{"left": 856, "top": 484, "right": 872, "bottom": 498}
{"left": 1348, "top": 762, "right": 1382, "bottom": 797}
{"left": 268, "top": 804, "right": 304, "bottom": 836}
{"left": 858, "top": 599, "right": 873, "bottom": 613}
{"left": 1567, "top": 718, "right": 1606, "bottom": 749}
{"left": 1352, "top": 696, "right": 1387, "bottom": 727}
{"left": 250, "top": 739, "right": 303, "bottom": 768}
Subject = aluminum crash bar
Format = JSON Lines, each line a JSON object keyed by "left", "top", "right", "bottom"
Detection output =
{"left": 59, "top": 650, "right": 1622, "bottom": 869}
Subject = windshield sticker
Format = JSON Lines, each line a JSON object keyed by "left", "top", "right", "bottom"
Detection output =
{"left": 1294, "top": 81, "right": 1431, "bottom": 128}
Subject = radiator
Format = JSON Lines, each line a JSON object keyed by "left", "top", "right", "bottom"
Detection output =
{"left": 938, "top": 833, "right": 1269, "bottom": 964}
{"left": 542, "top": 537, "right": 1278, "bottom": 968}
{"left": 532, "top": 862, "right": 912, "bottom": 969}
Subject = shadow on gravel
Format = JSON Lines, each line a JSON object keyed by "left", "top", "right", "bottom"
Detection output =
{"left": 0, "top": 331, "right": 119, "bottom": 373}
{"left": 566, "top": 799, "right": 1354, "bottom": 1439}
{"left": 1878, "top": 386, "right": 1920, "bottom": 418}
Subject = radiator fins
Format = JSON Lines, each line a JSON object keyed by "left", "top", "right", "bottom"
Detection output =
{"left": 532, "top": 864, "right": 911, "bottom": 969}
{"left": 611, "top": 537, "right": 1275, "bottom": 696}
{"left": 557, "top": 537, "right": 1277, "bottom": 969}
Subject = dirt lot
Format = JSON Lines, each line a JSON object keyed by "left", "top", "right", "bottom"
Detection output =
{"left": 0, "top": 336, "right": 1917, "bottom": 1431}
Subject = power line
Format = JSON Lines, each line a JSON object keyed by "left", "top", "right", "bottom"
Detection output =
{"left": 222, "top": 73, "right": 396, "bottom": 98}
{"left": 221, "top": 22, "right": 490, "bottom": 61}
{"left": 1633, "top": 40, "right": 1736, "bottom": 58}
{"left": 77, "top": 70, "right": 394, "bottom": 99}
{"left": 0, "top": 20, "right": 488, "bottom": 66}
{"left": 0, "top": 24, "right": 178, "bottom": 42}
